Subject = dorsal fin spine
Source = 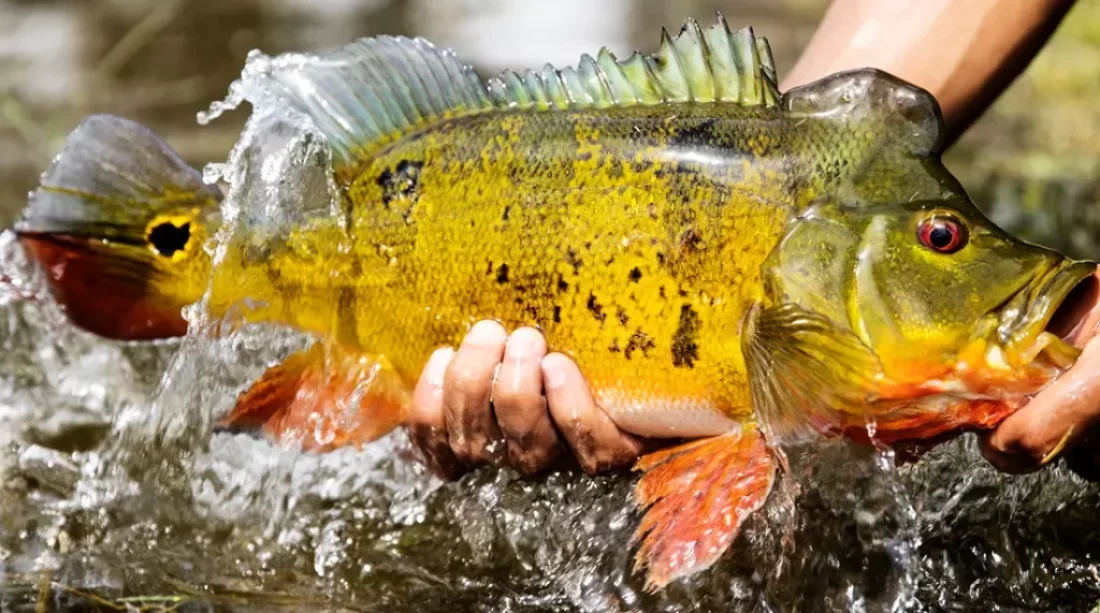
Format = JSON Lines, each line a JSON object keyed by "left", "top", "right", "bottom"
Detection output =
{"left": 596, "top": 48, "right": 635, "bottom": 105}
{"left": 703, "top": 20, "right": 737, "bottom": 101}
{"left": 652, "top": 28, "right": 688, "bottom": 101}
{"left": 675, "top": 19, "right": 714, "bottom": 101}
{"left": 735, "top": 27, "right": 762, "bottom": 105}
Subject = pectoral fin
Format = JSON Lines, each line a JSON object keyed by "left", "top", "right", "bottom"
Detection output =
{"left": 631, "top": 425, "right": 775, "bottom": 591}
{"left": 218, "top": 343, "right": 409, "bottom": 451}
{"left": 742, "top": 302, "right": 882, "bottom": 443}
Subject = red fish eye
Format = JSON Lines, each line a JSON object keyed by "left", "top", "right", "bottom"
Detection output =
{"left": 918, "top": 215, "right": 967, "bottom": 253}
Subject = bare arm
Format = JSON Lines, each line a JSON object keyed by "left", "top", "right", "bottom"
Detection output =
{"left": 782, "top": 0, "right": 1076, "bottom": 145}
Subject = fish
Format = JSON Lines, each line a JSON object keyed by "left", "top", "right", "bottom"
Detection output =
{"left": 13, "top": 15, "right": 1099, "bottom": 591}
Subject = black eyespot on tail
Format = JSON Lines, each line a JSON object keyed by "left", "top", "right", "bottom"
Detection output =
{"left": 148, "top": 222, "right": 191, "bottom": 257}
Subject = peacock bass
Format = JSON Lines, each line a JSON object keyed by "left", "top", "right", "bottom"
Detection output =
{"left": 14, "top": 16, "right": 1099, "bottom": 591}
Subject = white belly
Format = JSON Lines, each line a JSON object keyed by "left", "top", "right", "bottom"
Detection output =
{"left": 594, "top": 390, "right": 741, "bottom": 438}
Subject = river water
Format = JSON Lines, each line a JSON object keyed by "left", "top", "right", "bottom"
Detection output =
{"left": 2, "top": 1, "right": 1100, "bottom": 611}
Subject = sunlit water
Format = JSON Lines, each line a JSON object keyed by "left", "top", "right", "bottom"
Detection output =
{"left": 3, "top": 30, "right": 1100, "bottom": 613}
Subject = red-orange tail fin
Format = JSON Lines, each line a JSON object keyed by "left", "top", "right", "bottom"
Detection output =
{"left": 631, "top": 425, "right": 775, "bottom": 591}
{"left": 218, "top": 343, "right": 409, "bottom": 452}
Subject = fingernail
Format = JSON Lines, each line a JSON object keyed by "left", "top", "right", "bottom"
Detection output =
{"left": 425, "top": 348, "right": 454, "bottom": 387}
{"left": 542, "top": 354, "right": 567, "bottom": 389}
{"left": 466, "top": 320, "right": 505, "bottom": 346}
{"left": 506, "top": 328, "right": 543, "bottom": 361}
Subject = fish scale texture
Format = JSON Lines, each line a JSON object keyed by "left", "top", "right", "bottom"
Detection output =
{"left": 210, "top": 104, "right": 850, "bottom": 434}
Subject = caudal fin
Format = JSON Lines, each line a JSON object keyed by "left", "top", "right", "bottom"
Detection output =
{"left": 15, "top": 115, "right": 222, "bottom": 339}
{"left": 632, "top": 425, "right": 775, "bottom": 591}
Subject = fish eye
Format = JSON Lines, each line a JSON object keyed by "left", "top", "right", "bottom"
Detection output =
{"left": 917, "top": 213, "right": 967, "bottom": 254}
{"left": 146, "top": 220, "right": 191, "bottom": 257}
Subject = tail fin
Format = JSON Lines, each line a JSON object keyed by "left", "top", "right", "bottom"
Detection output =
{"left": 15, "top": 115, "right": 222, "bottom": 339}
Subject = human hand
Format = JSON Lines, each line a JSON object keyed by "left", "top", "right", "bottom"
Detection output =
{"left": 980, "top": 275, "right": 1100, "bottom": 474}
{"left": 407, "top": 320, "right": 651, "bottom": 480}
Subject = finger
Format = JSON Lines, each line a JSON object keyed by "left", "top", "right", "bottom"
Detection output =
{"left": 542, "top": 352, "right": 648, "bottom": 475}
{"left": 492, "top": 327, "right": 562, "bottom": 476}
{"left": 408, "top": 348, "right": 465, "bottom": 480}
{"left": 442, "top": 320, "right": 508, "bottom": 466}
{"left": 981, "top": 336, "right": 1100, "bottom": 473}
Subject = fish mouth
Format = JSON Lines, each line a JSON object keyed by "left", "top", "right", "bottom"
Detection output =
{"left": 1004, "top": 259, "right": 1098, "bottom": 368}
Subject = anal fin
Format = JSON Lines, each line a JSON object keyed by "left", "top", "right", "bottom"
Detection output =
{"left": 218, "top": 343, "right": 409, "bottom": 452}
{"left": 631, "top": 424, "right": 775, "bottom": 591}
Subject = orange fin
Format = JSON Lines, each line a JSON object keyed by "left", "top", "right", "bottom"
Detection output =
{"left": 631, "top": 425, "right": 775, "bottom": 592}
{"left": 218, "top": 343, "right": 409, "bottom": 452}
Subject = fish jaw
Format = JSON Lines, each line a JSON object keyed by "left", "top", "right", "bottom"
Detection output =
{"left": 853, "top": 264, "right": 1100, "bottom": 446}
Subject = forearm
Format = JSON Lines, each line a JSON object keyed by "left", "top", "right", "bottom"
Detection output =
{"left": 782, "top": 0, "right": 1076, "bottom": 145}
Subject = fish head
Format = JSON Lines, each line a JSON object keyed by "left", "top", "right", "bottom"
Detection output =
{"left": 767, "top": 192, "right": 1097, "bottom": 439}
{"left": 14, "top": 115, "right": 221, "bottom": 340}
{"left": 760, "top": 69, "right": 1098, "bottom": 441}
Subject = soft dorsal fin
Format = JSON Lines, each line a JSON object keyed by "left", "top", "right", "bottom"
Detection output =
{"left": 261, "top": 36, "right": 493, "bottom": 169}
{"left": 253, "top": 14, "right": 779, "bottom": 173}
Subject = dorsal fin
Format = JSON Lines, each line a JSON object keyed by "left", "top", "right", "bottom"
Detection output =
{"left": 253, "top": 14, "right": 779, "bottom": 173}
{"left": 261, "top": 36, "right": 493, "bottom": 169}
{"left": 487, "top": 16, "right": 780, "bottom": 110}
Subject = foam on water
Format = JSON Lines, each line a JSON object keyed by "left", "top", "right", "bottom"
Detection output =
{"left": 1, "top": 44, "right": 1099, "bottom": 612}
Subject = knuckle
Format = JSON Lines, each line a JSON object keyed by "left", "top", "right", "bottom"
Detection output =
{"left": 494, "top": 386, "right": 544, "bottom": 415}
{"left": 446, "top": 363, "right": 492, "bottom": 394}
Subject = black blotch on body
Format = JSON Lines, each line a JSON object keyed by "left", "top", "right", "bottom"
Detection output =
{"left": 617, "top": 308, "right": 629, "bottom": 326}
{"left": 669, "top": 118, "right": 719, "bottom": 149}
{"left": 624, "top": 330, "right": 656, "bottom": 360}
{"left": 553, "top": 306, "right": 562, "bottom": 323}
{"left": 557, "top": 278, "right": 570, "bottom": 292}
{"left": 148, "top": 222, "right": 190, "bottom": 257}
{"left": 679, "top": 227, "right": 704, "bottom": 253}
{"left": 566, "top": 248, "right": 583, "bottom": 273}
{"left": 587, "top": 294, "right": 606, "bottom": 323}
{"left": 609, "top": 339, "right": 621, "bottom": 353}
{"left": 672, "top": 304, "right": 700, "bottom": 368}
{"left": 376, "top": 159, "right": 424, "bottom": 218}
{"left": 628, "top": 267, "right": 642, "bottom": 282}
{"left": 496, "top": 263, "right": 510, "bottom": 284}
{"left": 502, "top": 205, "right": 511, "bottom": 221}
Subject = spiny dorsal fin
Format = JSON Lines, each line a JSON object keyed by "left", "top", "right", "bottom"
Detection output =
{"left": 487, "top": 16, "right": 780, "bottom": 110}
{"left": 252, "top": 14, "right": 778, "bottom": 172}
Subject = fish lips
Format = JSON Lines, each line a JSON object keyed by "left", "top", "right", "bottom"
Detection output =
{"left": 15, "top": 230, "right": 189, "bottom": 340}
{"left": 1034, "top": 261, "right": 1099, "bottom": 346}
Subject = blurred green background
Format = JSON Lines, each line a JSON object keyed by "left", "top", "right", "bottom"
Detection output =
{"left": 0, "top": 0, "right": 1098, "bottom": 259}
